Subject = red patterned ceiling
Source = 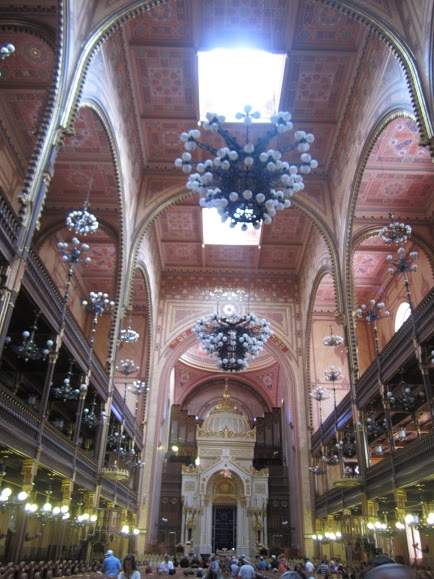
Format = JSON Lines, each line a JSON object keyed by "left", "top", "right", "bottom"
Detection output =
{"left": 1, "top": 1, "right": 432, "bottom": 373}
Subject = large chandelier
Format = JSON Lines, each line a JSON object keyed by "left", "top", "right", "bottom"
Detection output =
{"left": 380, "top": 213, "right": 411, "bottom": 245}
{"left": 193, "top": 311, "right": 272, "bottom": 372}
{"left": 175, "top": 106, "right": 317, "bottom": 229}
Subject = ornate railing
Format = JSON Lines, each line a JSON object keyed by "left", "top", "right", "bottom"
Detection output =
{"left": 0, "top": 385, "right": 39, "bottom": 444}
{"left": 315, "top": 433, "right": 434, "bottom": 516}
{"left": 0, "top": 384, "right": 99, "bottom": 488}
{"left": 112, "top": 386, "right": 139, "bottom": 442}
{"left": 311, "top": 289, "right": 434, "bottom": 450}
{"left": 100, "top": 475, "right": 137, "bottom": 510}
{"left": 311, "top": 392, "right": 352, "bottom": 449}
{"left": 24, "top": 249, "right": 110, "bottom": 398}
{"left": 0, "top": 195, "right": 20, "bottom": 257}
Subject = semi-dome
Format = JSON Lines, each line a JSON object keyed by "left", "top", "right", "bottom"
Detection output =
{"left": 202, "top": 403, "right": 250, "bottom": 435}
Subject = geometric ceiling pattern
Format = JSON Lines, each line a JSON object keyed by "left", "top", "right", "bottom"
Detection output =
{"left": 1, "top": 0, "right": 432, "bottom": 360}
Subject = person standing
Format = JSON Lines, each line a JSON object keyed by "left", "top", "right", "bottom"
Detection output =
{"left": 230, "top": 559, "right": 239, "bottom": 578}
{"left": 118, "top": 555, "right": 141, "bottom": 579}
{"left": 269, "top": 556, "right": 279, "bottom": 572}
{"left": 238, "top": 558, "right": 255, "bottom": 579}
{"left": 304, "top": 559, "right": 314, "bottom": 575}
{"left": 316, "top": 560, "right": 329, "bottom": 577}
{"left": 102, "top": 550, "right": 121, "bottom": 578}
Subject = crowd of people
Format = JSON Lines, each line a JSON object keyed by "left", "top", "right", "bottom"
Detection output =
{"left": 1, "top": 551, "right": 432, "bottom": 579}
{"left": 96, "top": 550, "right": 433, "bottom": 579}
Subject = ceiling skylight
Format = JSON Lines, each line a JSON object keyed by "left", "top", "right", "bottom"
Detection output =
{"left": 202, "top": 208, "right": 261, "bottom": 246}
{"left": 198, "top": 49, "right": 286, "bottom": 122}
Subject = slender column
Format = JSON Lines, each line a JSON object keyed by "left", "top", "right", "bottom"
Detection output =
{"left": 0, "top": 257, "right": 27, "bottom": 356}
{"left": 6, "top": 460, "right": 38, "bottom": 562}
{"left": 55, "top": 479, "right": 73, "bottom": 560}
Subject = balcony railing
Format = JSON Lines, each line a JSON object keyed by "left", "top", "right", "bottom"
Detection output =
{"left": 0, "top": 195, "right": 20, "bottom": 257}
{"left": 0, "top": 383, "right": 100, "bottom": 486}
{"left": 23, "top": 248, "right": 110, "bottom": 399}
{"left": 311, "top": 288, "right": 434, "bottom": 451}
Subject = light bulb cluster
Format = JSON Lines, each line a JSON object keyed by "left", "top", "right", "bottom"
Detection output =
{"left": 366, "top": 416, "right": 387, "bottom": 437}
{"left": 57, "top": 237, "right": 91, "bottom": 265}
{"left": 131, "top": 381, "right": 148, "bottom": 395}
{"left": 120, "top": 327, "right": 140, "bottom": 343}
{"left": 322, "top": 326, "right": 344, "bottom": 347}
{"left": 5, "top": 313, "right": 54, "bottom": 362}
{"left": 67, "top": 206, "right": 99, "bottom": 235}
{"left": 116, "top": 358, "right": 140, "bottom": 376}
{"left": 52, "top": 363, "right": 84, "bottom": 401}
{"left": 24, "top": 502, "right": 70, "bottom": 520}
{"left": 386, "top": 382, "right": 425, "bottom": 413}
{"left": 321, "top": 452, "right": 339, "bottom": 466}
{"left": 386, "top": 247, "right": 418, "bottom": 275}
{"left": 175, "top": 106, "right": 317, "bottom": 229}
{"left": 193, "top": 311, "right": 272, "bottom": 372}
{"left": 83, "top": 398, "right": 106, "bottom": 428}
{"left": 367, "top": 521, "right": 391, "bottom": 533}
{"left": 82, "top": 291, "right": 115, "bottom": 315}
{"left": 324, "top": 365, "right": 342, "bottom": 383}
{"left": 1, "top": 43, "right": 15, "bottom": 60}
{"left": 120, "top": 525, "right": 140, "bottom": 535}
{"left": 76, "top": 512, "right": 97, "bottom": 524}
{"left": 309, "top": 465, "right": 326, "bottom": 476}
{"left": 309, "top": 386, "right": 330, "bottom": 402}
{"left": 380, "top": 214, "right": 411, "bottom": 245}
{"left": 356, "top": 299, "right": 390, "bottom": 322}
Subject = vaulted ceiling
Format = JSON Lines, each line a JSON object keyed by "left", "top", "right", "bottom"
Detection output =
{"left": 0, "top": 0, "right": 433, "bottom": 356}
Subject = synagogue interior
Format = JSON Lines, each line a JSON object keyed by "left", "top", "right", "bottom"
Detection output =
{"left": 0, "top": 0, "right": 433, "bottom": 573}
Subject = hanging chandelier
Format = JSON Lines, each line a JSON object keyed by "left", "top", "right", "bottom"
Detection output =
{"left": 193, "top": 311, "right": 272, "bottom": 372}
{"left": 67, "top": 202, "right": 99, "bottom": 235}
{"left": 83, "top": 396, "right": 106, "bottom": 428}
{"left": 386, "top": 247, "right": 418, "bottom": 275}
{"left": 52, "top": 361, "right": 84, "bottom": 401}
{"left": 5, "top": 312, "right": 53, "bottom": 362}
{"left": 175, "top": 106, "right": 317, "bottom": 229}
{"left": 309, "top": 464, "right": 326, "bottom": 476}
{"left": 380, "top": 213, "right": 411, "bottom": 245}
{"left": 322, "top": 325, "right": 344, "bottom": 347}
{"left": 120, "top": 310, "right": 140, "bottom": 343}
{"left": 120, "top": 326, "right": 139, "bottom": 343}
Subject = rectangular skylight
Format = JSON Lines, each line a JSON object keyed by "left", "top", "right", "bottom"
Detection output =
{"left": 202, "top": 208, "right": 261, "bottom": 246}
{"left": 198, "top": 49, "right": 286, "bottom": 123}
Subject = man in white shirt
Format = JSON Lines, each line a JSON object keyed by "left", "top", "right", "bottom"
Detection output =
{"left": 159, "top": 555, "right": 174, "bottom": 575}
{"left": 238, "top": 558, "right": 255, "bottom": 579}
{"left": 304, "top": 558, "right": 314, "bottom": 574}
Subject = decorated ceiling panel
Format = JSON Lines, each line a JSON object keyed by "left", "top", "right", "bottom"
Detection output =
{"left": 258, "top": 245, "right": 302, "bottom": 271}
{"left": 128, "top": 0, "right": 193, "bottom": 43}
{"left": 282, "top": 52, "right": 356, "bottom": 122}
{"left": 313, "top": 273, "right": 337, "bottom": 312}
{"left": 352, "top": 251, "right": 390, "bottom": 282}
{"left": 356, "top": 117, "right": 434, "bottom": 217}
{"left": 157, "top": 205, "right": 202, "bottom": 242}
{"left": 161, "top": 242, "right": 203, "bottom": 267}
{"left": 358, "top": 172, "right": 433, "bottom": 212}
{"left": 61, "top": 108, "right": 112, "bottom": 155}
{"left": 205, "top": 246, "right": 258, "bottom": 270}
{"left": 198, "top": 0, "right": 289, "bottom": 49}
{"left": 261, "top": 209, "right": 310, "bottom": 244}
{"left": 1, "top": 0, "right": 431, "bottom": 382}
{"left": 292, "top": 0, "right": 367, "bottom": 50}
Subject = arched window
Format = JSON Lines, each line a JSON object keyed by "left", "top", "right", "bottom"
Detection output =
{"left": 395, "top": 302, "right": 411, "bottom": 332}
